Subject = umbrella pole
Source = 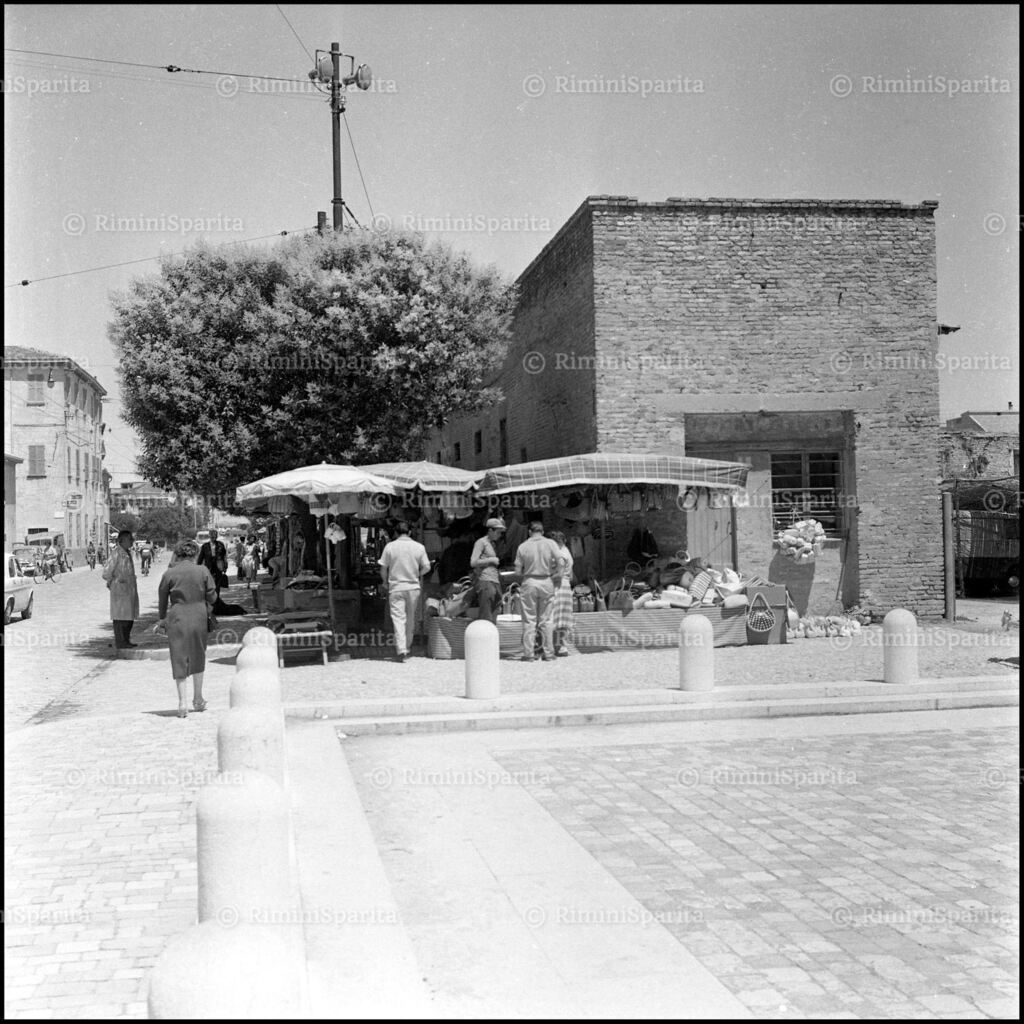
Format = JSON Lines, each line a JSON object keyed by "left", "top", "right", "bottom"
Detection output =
{"left": 324, "top": 518, "right": 336, "bottom": 651}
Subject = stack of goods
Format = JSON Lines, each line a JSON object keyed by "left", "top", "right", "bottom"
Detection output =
{"left": 787, "top": 615, "right": 863, "bottom": 640}
{"left": 777, "top": 519, "right": 826, "bottom": 562}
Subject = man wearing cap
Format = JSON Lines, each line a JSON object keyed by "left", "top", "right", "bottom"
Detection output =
{"left": 379, "top": 521, "right": 432, "bottom": 662}
{"left": 513, "top": 521, "right": 565, "bottom": 662}
{"left": 471, "top": 518, "right": 506, "bottom": 624}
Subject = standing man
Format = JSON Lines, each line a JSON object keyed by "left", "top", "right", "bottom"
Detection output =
{"left": 234, "top": 535, "right": 246, "bottom": 581}
{"left": 196, "top": 529, "right": 229, "bottom": 596}
{"left": 514, "top": 521, "right": 564, "bottom": 662}
{"left": 379, "top": 521, "right": 431, "bottom": 662}
{"left": 471, "top": 518, "right": 506, "bottom": 624}
{"left": 138, "top": 539, "right": 153, "bottom": 576}
{"left": 103, "top": 529, "right": 140, "bottom": 649}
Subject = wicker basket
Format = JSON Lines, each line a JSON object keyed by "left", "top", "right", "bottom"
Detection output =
{"left": 427, "top": 616, "right": 469, "bottom": 659}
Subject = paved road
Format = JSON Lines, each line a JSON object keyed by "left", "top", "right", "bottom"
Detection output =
{"left": 3, "top": 556, "right": 169, "bottom": 734}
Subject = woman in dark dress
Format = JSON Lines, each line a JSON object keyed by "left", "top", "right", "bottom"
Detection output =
{"left": 157, "top": 538, "right": 217, "bottom": 718}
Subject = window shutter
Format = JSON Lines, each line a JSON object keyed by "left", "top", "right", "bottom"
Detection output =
{"left": 28, "top": 445, "right": 46, "bottom": 477}
{"left": 27, "top": 375, "right": 45, "bottom": 404}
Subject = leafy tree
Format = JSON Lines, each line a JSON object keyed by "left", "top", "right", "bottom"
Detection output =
{"left": 109, "top": 230, "right": 515, "bottom": 496}
{"left": 136, "top": 506, "right": 198, "bottom": 545}
{"left": 110, "top": 512, "right": 139, "bottom": 536}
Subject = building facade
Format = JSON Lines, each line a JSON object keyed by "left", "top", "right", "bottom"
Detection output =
{"left": 438, "top": 196, "right": 944, "bottom": 616}
{"left": 941, "top": 410, "right": 1019, "bottom": 479}
{"left": 3, "top": 346, "right": 110, "bottom": 555}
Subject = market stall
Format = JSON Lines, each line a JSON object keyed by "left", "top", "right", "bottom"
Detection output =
{"left": 425, "top": 451, "right": 790, "bottom": 658}
{"left": 235, "top": 463, "right": 399, "bottom": 639}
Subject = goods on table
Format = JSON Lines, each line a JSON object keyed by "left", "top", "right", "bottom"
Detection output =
{"left": 776, "top": 519, "right": 826, "bottom": 563}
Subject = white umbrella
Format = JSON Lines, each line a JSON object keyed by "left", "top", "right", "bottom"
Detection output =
{"left": 235, "top": 463, "right": 399, "bottom": 506}
{"left": 235, "top": 464, "right": 399, "bottom": 645}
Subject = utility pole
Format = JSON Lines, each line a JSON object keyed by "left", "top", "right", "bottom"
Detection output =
{"left": 309, "top": 45, "right": 372, "bottom": 232}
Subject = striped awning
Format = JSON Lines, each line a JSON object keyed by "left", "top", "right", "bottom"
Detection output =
{"left": 359, "top": 460, "right": 485, "bottom": 493}
{"left": 477, "top": 452, "right": 749, "bottom": 495}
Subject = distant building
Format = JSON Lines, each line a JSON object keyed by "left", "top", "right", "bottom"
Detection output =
{"left": 3, "top": 346, "right": 110, "bottom": 552}
{"left": 942, "top": 408, "right": 1020, "bottom": 478}
{"left": 112, "top": 481, "right": 179, "bottom": 514}
{"left": 4, "top": 453, "right": 23, "bottom": 548}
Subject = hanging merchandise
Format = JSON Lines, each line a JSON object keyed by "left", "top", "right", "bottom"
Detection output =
{"left": 308, "top": 496, "right": 331, "bottom": 518}
{"left": 777, "top": 519, "right": 826, "bottom": 562}
{"left": 358, "top": 494, "right": 389, "bottom": 519}
{"left": 330, "top": 493, "right": 361, "bottom": 515}
{"left": 325, "top": 522, "right": 347, "bottom": 544}
{"left": 677, "top": 487, "right": 699, "bottom": 511}
{"left": 555, "top": 491, "right": 591, "bottom": 521}
{"left": 606, "top": 485, "right": 634, "bottom": 516}
{"left": 627, "top": 526, "right": 660, "bottom": 564}
{"left": 644, "top": 485, "right": 664, "bottom": 512}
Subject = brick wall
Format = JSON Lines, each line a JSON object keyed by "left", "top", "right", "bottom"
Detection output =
{"left": 589, "top": 198, "right": 943, "bottom": 617}
{"left": 940, "top": 431, "right": 1020, "bottom": 479}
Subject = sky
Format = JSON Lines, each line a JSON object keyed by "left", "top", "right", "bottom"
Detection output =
{"left": 4, "top": 4, "right": 1019, "bottom": 483}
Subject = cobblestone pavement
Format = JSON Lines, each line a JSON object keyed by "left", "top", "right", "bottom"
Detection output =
{"left": 4, "top": 711, "right": 220, "bottom": 1019}
{"left": 492, "top": 727, "right": 1019, "bottom": 1019}
{"left": 2, "top": 556, "right": 173, "bottom": 734}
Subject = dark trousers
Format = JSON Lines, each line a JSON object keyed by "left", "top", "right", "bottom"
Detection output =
{"left": 476, "top": 581, "right": 501, "bottom": 623}
{"left": 113, "top": 620, "right": 134, "bottom": 648}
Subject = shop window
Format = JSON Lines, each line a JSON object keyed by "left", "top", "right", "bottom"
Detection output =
{"left": 474, "top": 430, "right": 482, "bottom": 455}
{"left": 499, "top": 419, "right": 508, "bottom": 464}
{"left": 27, "top": 445, "right": 46, "bottom": 477}
{"left": 770, "top": 451, "right": 842, "bottom": 537}
{"left": 453, "top": 442, "right": 461, "bottom": 462}
{"left": 26, "top": 374, "right": 45, "bottom": 405}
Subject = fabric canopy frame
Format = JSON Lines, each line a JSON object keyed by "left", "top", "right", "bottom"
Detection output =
{"left": 359, "top": 460, "right": 485, "bottom": 493}
{"left": 476, "top": 452, "right": 749, "bottom": 496}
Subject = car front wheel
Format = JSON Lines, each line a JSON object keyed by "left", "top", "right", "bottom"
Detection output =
{"left": 22, "top": 594, "right": 33, "bottom": 620}
{"left": 4, "top": 598, "right": 13, "bottom": 626}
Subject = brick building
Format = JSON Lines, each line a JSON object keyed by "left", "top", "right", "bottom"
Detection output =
{"left": 3, "top": 346, "right": 110, "bottom": 556}
{"left": 438, "top": 196, "right": 944, "bottom": 616}
{"left": 941, "top": 410, "right": 1019, "bottom": 479}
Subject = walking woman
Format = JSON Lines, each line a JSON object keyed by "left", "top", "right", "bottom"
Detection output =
{"left": 157, "top": 538, "right": 217, "bottom": 718}
{"left": 549, "top": 530, "right": 575, "bottom": 657}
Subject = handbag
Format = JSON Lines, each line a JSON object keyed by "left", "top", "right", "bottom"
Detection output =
{"left": 746, "top": 592, "right": 776, "bottom": 634}
{"left": 589, "top": 578, "right": 606, "bottom": 612}
{"left": 572, "top": 585, "right": 594, "bottom": 614}
{"left": 604, "top": 576, "right": 635, "bottom": 613}
{"left": 499, "top": 583, "right": 522, "bottom": 617}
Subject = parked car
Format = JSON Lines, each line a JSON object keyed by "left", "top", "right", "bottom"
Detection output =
{"left": 5, "top": 552, "right": 34, "bottom": 624}
{"left": 12, "top": 545, "right": 42, "bottom": 578}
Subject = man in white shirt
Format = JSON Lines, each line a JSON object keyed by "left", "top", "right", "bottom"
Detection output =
{"left": 379, "top": 521, "right": 432, "bottom": 662}
{"left": 513, "top": 521, "right": 565, "bottom": 662}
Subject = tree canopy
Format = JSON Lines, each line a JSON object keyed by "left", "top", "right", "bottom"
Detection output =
{"left": 109, "top": 229, "right": 515, "bottom": 497}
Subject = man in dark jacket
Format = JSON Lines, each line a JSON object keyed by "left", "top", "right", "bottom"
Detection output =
{"left": 196, "top": 529, "right": 229, "bottom": 595}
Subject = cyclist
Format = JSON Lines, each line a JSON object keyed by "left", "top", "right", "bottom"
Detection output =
{"left": 139, "top": 540, "right": 153, "bottom": 576}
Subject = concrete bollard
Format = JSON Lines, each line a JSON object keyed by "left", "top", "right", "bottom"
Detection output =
{"left": 148, "top": 920, "right": 306, "bottom": 1019}
{"left": 197, "top": 770, "right": 291, "bottom": 927}
{"left": 465, "top": 619, "right": 500, "bottom": 699}
{"left": 218, "top": 706, "right": 285, "bottom": 784}
{"left": 679, "top": 614, "right": 714, "bottom": 691}
{"left": 230, "top": 666, "right": 283, "bottom": 708}
{"left": 242, "top": 625, "right": 279, "bottom": 649}
{"left": 882, "top": 608, "right": 919, "bottom": 684}
{"left": 236, "top": 644, "right": 279, "bottom": 674}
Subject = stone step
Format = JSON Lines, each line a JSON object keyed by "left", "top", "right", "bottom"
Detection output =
{"left": 316, "top": 687, "right": 1019, "bottom": 736}
{"left": 283, "top": 675, "right": 1018, "bottom": 721}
